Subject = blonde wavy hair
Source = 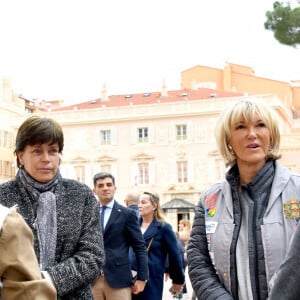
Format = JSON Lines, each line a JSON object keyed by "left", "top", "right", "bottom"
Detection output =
{"left": 215, "top": 99, "right": 281, "bottom": 167}
{"left": 143, "top": 192, "right": 165, "bottom": 221}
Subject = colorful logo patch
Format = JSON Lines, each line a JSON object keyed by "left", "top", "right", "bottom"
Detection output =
{"left": 283, "top": 198, "right": 300, "bottom": 220}
{"left": 206, "top": 207, "right": 216, "bottom": 217}
{"left": 205, "top": 193, "right": 218, "bottom": 217}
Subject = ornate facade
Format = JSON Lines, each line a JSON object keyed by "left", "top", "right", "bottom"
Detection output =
{"left": 1, "top": 63, "right": 300, "bottom": 228}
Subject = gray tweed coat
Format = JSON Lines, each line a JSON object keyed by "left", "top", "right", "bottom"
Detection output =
{"left": 0, "top": 176, "right": 104, "bottom": 300}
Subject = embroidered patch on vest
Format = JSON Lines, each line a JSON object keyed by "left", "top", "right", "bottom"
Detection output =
{"left": 205, "top": 193, "right": 217, "bottom": 217}
{"left": 283, "top": 198, "right": 300, "bottom": 220}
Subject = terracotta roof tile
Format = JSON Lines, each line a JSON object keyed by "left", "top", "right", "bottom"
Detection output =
{"left": 52, "top": 88, "right": 243, "bottom": 111}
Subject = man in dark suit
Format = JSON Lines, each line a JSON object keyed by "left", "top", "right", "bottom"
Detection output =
{"left": 92, "top": 172, "right": 148, "bottom": 300}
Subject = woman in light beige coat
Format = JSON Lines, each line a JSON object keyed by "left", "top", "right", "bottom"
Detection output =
{"left": 0, "top": 204, "right": 56, "bottom": 300}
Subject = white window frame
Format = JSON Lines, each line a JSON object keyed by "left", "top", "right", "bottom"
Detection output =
{"left": 138, "top": 127, "right": 149, "bottom": 143}
{"left": 176, "top": 124, "right": 187, "bottom": 140}
{"left": 177, "top": 160, "right": 188, "bottom": 183}
{"left": 138, "top": 162, "right": 149, "bottom": 185}
{"left": 100, "top": 130, "right": 111, "bottom": 145}
{"left": 74, "top": 165, "right": 85, "bottom": 182}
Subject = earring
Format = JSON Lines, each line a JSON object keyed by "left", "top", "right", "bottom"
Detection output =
{"left": 228, "top": 145, "right": 235, "bottom": 157}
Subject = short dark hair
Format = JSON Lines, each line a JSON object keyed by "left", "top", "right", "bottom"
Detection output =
{"left": 14, "top": 115, "right": 64, "bottom": 168}
{"left": 93, "top": 172, "right": 115, "bottom": 187}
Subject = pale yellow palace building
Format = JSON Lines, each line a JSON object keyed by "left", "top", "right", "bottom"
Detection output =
{"left": 1, "top": 62, "right": 300, "bottom": 227}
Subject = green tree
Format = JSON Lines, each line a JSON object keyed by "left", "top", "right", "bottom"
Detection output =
{"left": 264, "top": 1, "right": 300, "bottom": 47}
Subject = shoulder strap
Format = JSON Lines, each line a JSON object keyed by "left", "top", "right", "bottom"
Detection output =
{"left": 146, "top": 220, "right": 167, "bottom": 251}
{"left": 147, "top": 237, "right": 154, "bottom": 251}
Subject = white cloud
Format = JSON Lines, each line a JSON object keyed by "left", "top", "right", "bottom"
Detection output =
{"left": 0, "top": 0, "right": 299, "bottom": 104}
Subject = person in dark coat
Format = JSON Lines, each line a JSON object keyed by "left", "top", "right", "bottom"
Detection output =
{"left": 130, "top": 191, "right": 185, "bottom": 300}
{"left": 268, "top": 222, "right": 300, "bottom": 300}
{"left": 0, "top": 116, "right": 104, "bottom": 300}
{"left": 92, "top": 172, "right": 148, "bottom": 300}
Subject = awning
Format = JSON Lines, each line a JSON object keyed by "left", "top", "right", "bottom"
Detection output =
{"left": 162, "top": 198, "right": 195, "bottom": 210}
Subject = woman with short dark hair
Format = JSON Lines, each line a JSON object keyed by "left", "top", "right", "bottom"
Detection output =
{"left": 0, "top": 115, "right": 104, "bottom": 300}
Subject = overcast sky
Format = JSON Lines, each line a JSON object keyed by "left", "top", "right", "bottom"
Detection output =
{"left": 0, "top": 0, "right": 299, "bottom": 104}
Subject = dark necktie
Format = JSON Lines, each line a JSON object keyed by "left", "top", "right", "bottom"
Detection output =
{"left": 101, "top": 206, "right": 107, "bottom": 232}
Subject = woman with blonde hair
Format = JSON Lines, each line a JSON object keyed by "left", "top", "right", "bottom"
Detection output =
{"left": 130, "top": 192, "right": 185, "bottom": 300}
{"left": 187, "top": 99, "right": 300, "bottom": 299}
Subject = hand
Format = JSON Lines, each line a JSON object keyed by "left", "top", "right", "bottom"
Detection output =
{"left": 169, "top": 283, "right": 183, "bottom": 295}
{"left": 131, "top": 280, "right": 147, "bottom": 295}
{"left": 164, "top": 272, "right": 170, "bottom": 281}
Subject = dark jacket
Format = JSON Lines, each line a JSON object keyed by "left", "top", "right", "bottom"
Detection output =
{"left": 128, "top": 204, "right": 140, "bottom": 218}
{"left": 0, "top": 177, "right": 104, "bottom": 300}
{"left": 268, "top": 222, "right": 300, "bottom": 300}
{"left": 102, "top": 201, "right": 148, "bottom": 288}
{"left": 131, "top": 219, "right": 185, "bottom": 300}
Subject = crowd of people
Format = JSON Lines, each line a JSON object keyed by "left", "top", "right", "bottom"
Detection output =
{"left": 0, "top": 99, "right": 300, "bottom": 300}
{"left": 0, "top": 114, "right": 186, "bottom": 300}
